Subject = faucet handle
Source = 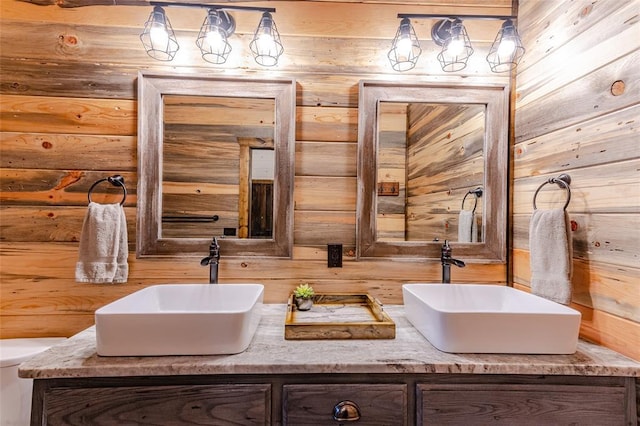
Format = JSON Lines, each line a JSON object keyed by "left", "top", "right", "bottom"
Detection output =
{"left": 441, "top": 240, "right": 452, "bottom": 258}
{"left": 209, "top": 237, "right": 220, "bottom": 256}
{"left": 451, "top": 258, "right": 466, "bottom": 268}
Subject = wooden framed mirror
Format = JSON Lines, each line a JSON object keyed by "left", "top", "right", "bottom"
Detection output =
{"left": 356, "top": 80, "right": 509, "bottom": 261}
{"left": 137, "top": 72, "right": 295, "bottom": 258}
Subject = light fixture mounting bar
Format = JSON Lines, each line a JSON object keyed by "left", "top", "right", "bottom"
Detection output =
{"left": 397, "top": 14, "right": 515, "bottom": 21}
{"left": 150, "top": 2, "right": 275, "bottom": 13}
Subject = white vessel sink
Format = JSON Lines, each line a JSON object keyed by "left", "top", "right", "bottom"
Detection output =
{"left": 95, "top": 284, "right": 264, "bottom": 356}
{"left": 402, "top": 284, "right": 581, "bottom": 354}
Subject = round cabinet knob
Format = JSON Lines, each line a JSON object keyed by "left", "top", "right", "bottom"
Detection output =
{"left": 333, "top": 400, "right": 361, "bottom": 422}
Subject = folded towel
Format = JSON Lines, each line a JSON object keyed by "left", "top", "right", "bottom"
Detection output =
{"left": 75, "top": 202, "right": 128, "bottom": 283}
{"left": 458, "top": 210, "right": 477, "bottom": 243}
{"left": 529, "top": 208, "right": 573, "bottom": 304}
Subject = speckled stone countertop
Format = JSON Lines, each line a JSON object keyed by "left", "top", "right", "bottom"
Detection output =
{"left": 19, "top": 305, "right": 640, "bottom": 379}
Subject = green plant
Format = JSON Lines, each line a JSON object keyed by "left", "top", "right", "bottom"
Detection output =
{"left": 293, "top": 283, "right": 315, "bottom": 299}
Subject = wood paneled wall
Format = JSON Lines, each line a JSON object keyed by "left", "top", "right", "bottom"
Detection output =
{"left": 514, "top": 0, "right": 640, "bottom": 360}
{"left": 0, "top": 0, "right": 511, "bottom": 339}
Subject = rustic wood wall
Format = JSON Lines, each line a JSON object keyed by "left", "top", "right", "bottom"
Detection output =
{"left": 514, "top": 0, "right": 639, "bottom": 360}
{"left": 0, "top": 0, "right": 512, "bottom": 339}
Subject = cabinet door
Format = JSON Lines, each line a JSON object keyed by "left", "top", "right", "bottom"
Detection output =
{"left": 43, "top": 384, "right": 271, "bottom": 425}
{"left": 283, "top": 384, "right": 407, "bottom": 425}
{"left": 417, "top": 383, "right": 627, "bottom": 425}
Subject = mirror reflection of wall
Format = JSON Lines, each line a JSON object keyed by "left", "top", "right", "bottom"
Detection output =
{"left": 161, "top": 95, "right": 275, "bottom": 240}
{"left": 376, "top": 101, "right": 485, "bottom": 244}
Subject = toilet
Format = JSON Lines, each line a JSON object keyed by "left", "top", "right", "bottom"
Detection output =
{"left": 0, "top": 338, "right": 66, "bottom": 426}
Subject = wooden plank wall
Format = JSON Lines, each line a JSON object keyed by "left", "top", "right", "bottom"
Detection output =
{"left": 0, "top": 1, "right": 514, "bottom": 339}
{"left": 514, "top": 0, "right": 640, "bottom": 360}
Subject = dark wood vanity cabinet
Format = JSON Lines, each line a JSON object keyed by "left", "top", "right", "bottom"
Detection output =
{"left": 32, "top": 375, "right": 637, "bottom": 425}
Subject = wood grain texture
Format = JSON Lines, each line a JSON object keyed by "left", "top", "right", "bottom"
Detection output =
{"left": 0, "top": 170, "right": 137, "bottom": 206}
{"left": 0, "top": 94, "right": 136, "bottom": 135}
{"left": 512, "top": 104, "right": 639, "bottom": 180}
{"left": 515, "top": 0, "right": 639, "bottom": 360}
{"left": 515, "top": 48, "right": 640, "bottom": 143}
{"left": 0, "top": 132, "right": 137, "bottom": 170}
{"left": 295, "top": 141, "right": 357, "bottom": 177}
{"left": 516, "top": 0, "right": 640, "bottom": 109}
{"left": 283, "top": 384, "right": 407, "bottom": 425}
{"left": 512, "top": 249, "right": 640, "bottom": 323}
{"left": 418, "top": 383, "right": 627, "bottom": 425}
{"left": 44, "top": 384, "right": 271, "bottom": 425}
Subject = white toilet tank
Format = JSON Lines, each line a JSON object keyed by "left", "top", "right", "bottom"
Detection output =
{"left": 0, "top": 338, "right": 66, "bottom": 426}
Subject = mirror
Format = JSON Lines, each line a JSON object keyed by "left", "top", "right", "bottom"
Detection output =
{"left": 137, "top": 72, "right": 295, "bottom": 257}
{"left": 162, "top": 95, "right": 275, "bottom": 240}
{"left": 357, "top": 80, "right": 508, "bottom": 261}
{"left": 376, "top": 101, "right": 485, "bottom": 243}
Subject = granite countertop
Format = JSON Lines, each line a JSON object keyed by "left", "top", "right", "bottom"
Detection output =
{"left": 19, "top": 304, "right": 640, "bottom": 379}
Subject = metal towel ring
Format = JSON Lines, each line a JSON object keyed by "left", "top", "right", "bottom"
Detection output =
{"left": 461, "top": 187, "right": 483, "bottom": 213}
{"left": 87, "top": 175, "right": 127, "bottom": 206}
{"left": 532, "top": 173, "right": 571, "bottom": 210}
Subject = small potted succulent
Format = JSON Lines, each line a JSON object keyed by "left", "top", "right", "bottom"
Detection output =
{"left": 293, "top": 283, "right": 315, "bottom": 311}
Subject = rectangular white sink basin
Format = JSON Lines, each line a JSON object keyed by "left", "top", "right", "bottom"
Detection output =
{"left": 403, "top": 284, "right": 581, "bottom": 354}
{"left": 95, "top": 284, "right": 264, "bottom": 356}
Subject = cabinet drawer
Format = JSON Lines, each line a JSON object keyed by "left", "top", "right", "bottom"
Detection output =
{"left": 417, "top": 383, "right": 627, "bottom": 425}
{"left": 283, "top": 384, "right": 407, "bottom": 425}
{"left": 43, "top": 384, "right": 271, "bottom": 425}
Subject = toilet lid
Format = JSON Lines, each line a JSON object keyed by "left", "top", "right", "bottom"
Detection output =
{"left": 0, "top": 338, "right": 67, "bottom": 367}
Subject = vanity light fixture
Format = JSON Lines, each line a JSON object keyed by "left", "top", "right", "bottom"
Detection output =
{"left": 433, "top": 18, "right": 474, "bottom": 72}
{"left": 249, "top": 12, "right": 284, "bottom": 67}
{"left": 140, "top": 6, "right": 179, "bottom": 61}
{"left": 486, "top": 19, "right": 526, "bottom": 73}
{"left": 140, "top": 2, "right": 282, "bottom": 66}
{"left": 390, "top": 14, "right": 525, "bottom": 73}
{"left": 388, "top": 17, "right": 422, "bottom": 72}
{"left": 196, "top": 9, "right": 235, "bottom": 64}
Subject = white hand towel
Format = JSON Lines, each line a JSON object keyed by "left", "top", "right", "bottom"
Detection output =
{"left": 529, "top": 208, "right": 573, "bottom": 304}
{"left": 75, "top": 202, "right": 128, "bottom": 283}
{"left": 458, "top": 210, "right": 477, "bottom": 243}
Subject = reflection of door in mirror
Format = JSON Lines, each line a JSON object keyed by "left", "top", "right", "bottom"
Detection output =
{"left": 248, "top": 149, "right": 274, "bottom": 238}
{"left": 162, "top": 95, "right": 275, "bottom": 239}
{"left": 376, "top": 102, "right": 485, "bottom": 243}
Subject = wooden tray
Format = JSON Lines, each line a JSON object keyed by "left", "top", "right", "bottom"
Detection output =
{"left": 284, "top": 293, "right": 396, "bottom": 340}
